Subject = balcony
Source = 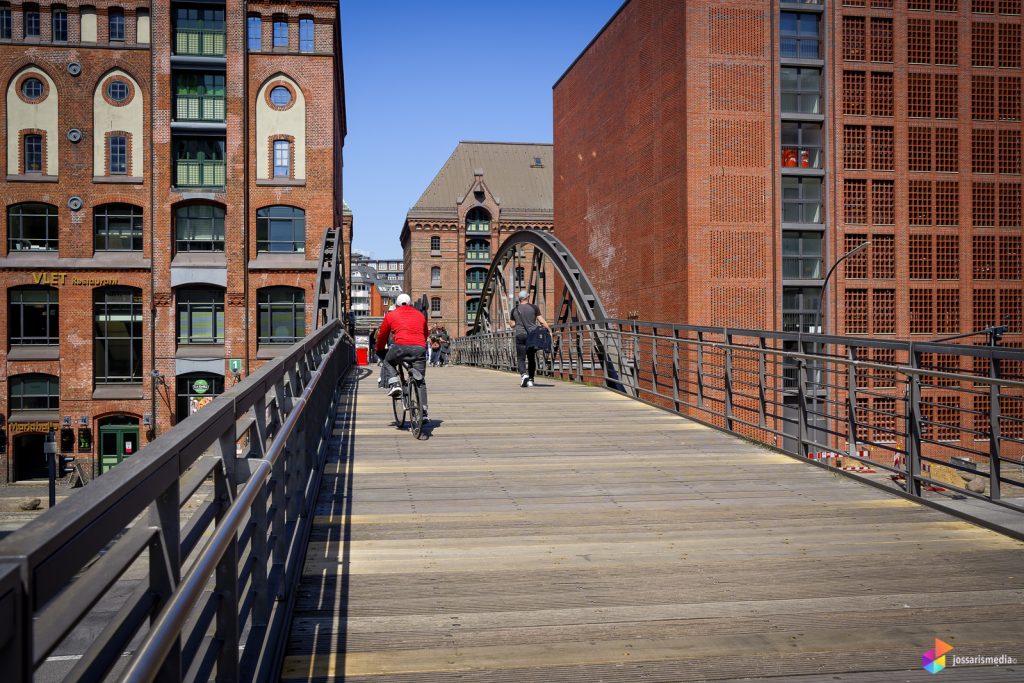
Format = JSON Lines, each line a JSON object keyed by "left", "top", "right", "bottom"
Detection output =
{"left": 175, "top": 159, "right": 226, "bottom": 189}
{"left": 174, "top": 28, "right": 226, "bottom": 57}
{"left": 175, "top": 95, "right": 226, "bottom": 122}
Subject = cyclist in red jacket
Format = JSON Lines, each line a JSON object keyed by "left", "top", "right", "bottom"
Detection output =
{"left": 376, "top": 293, "right": 429, "bottom": 412}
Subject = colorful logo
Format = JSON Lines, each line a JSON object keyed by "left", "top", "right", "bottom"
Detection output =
{"left": 923, "top": 639, "right": 954, "bottom": 674}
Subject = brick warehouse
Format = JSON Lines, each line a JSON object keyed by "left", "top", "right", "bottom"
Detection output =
{"left": 401, "top": 142, "right": 554, "bottom": 337}
{"left": 0, "top": 0, "right": 346, "bottom": 482}
{"left": 555, "top": 0, "right": 1023, "bottom": 450}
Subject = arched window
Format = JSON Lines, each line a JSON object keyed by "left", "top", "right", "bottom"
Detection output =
{"left": 8, "top": 203, "right": 57, "bottom": 252}
{"left": 9, "top": 373, "right": 58, "bottom": 411}
{"left": 247, "top": 14, "right": 262, "bottom": 50}
{"left": 257, "top": 287, "right": 305, "bottom": 344}
{"left": 9, "top": 286, "right": 58, "bottom": 346}
{"left": 430, "top": 297, "right": 441, "bottom": 315}
{"left": 273, "top": 139, "right": 291, "bottom": 177}
{"left": 23, "top": 3, "right": 39, "bottom": 37}
{"left": 94, "top": 287, "right": 143, "bottom": 383}
{"left": 466, "top": 239, "right": 490, "bottom": 261}
{"left": 272, "top": 14, "right": 287, "bottom": 48}
{"left": 466, "top": 207, "right": 491, "bottom": 233}
{"left": 299, "top": 16, "right": 314, "bottom": 51}
{"left": 51, "top": 5, "right": 68, "bottom": 41}
{"left": 466, "top": 267, "right": 487, "bottom": 292}
{"left": 0, "top": 4, "right": 11, "bottom": 40}
{"left": 431, "top": 266, "right": 441, "bottom": 287}
{"left": 466, "top": 297, "right": 480, "bottom": 320}
{"left": 94, "top": 203, "right": 142, "bottom": 251}
{"left": 256, "top": 206, "right": 305, "bottom": 252}
{"left": 175, "top": 373, "right": 223, "bottom": 421}
{"left": 175, "top": 203, "right": 224, "bottom": 252}
{"left": 176, "top": 287, "right": 225, "bottom": 344}
{"left": 108, "top": 7, "right": 125, "bottom": 41}
{"left": 430, "top": 235, "right": 441, "bottom": 252}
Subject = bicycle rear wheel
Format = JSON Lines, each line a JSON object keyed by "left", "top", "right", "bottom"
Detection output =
{"left": 408, "top": 379, "right": 424, "bottom": 439}
{"left": 392, "top": 395, "right": 403, "bottom": 428}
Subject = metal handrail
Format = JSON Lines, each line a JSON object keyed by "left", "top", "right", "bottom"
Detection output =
{"left": 453, "top": 318, "right": 1024, "bottom": 535}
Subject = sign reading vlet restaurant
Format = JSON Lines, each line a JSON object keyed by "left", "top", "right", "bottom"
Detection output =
{"left": 31, "top": 272, "right": 119, "bottom": 287}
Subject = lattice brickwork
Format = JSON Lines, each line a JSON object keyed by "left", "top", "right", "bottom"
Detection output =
{"left": 710, "top": 7, "right": 765, "bottom": 57}
{"left": 711, "top": 64, "right": 765, "bottom": 112}
{"left": 710, "top": 231, "right": 768, "bottom": 279}
{"left": 709, "top": 175, "right": 767, "bottom": 223}
{"left": 710, "top": 120, "right": 767, "bottom": 167}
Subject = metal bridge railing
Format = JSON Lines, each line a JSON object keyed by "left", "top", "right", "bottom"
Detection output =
{"left": 0, "top": 320, "right": 352, "bottom": 682}
{"left": 454, "top": 320, "right": 1024, "bottom": 528}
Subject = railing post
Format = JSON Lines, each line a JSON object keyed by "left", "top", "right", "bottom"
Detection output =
{"left": 906, "top": 348, "right": 924, "bottom": 497}
{"left": 796, "top": 357, "right": 810, "bottom": 459}
{"left": 651, "top": 326, "right": 659, "bottom": 396}
{"left": 213, "top": 462, "right": 240, "bottom": 683}
{"left": 724, "top": 332, "right": 735, "bottom": 432}
{"left": 988, "top": 351, "right": 1002, "bottom": 501}
{"left": 846, "top": 346, "right": 859, "bottom": 458}
{"left": 0, "top": 562, "right": 29, "bottom": 683}
{"left": 671, "top": 328, "right": 681, "bottom": 413}
{"left": 757, "top": 336, "right": 768, "bottom": 429}
{"left": 696, "top": 331, "right": 705, "bottom": 410}
{"left": 148, "top": 480, "right": 181, "bottom": 683}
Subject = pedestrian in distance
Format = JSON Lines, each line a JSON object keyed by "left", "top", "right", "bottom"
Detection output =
{"left": 509, "top": 290, "right": 550, "bottom": 388}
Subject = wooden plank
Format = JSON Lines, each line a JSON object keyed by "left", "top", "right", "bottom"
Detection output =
{"left": 282, "top": 367, "right": 1024, "bottom": 681}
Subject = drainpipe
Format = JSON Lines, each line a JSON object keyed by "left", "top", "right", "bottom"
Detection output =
{"left": 148, "top": 7, "right": 158, "bottom": 439}
{"left": 242, "top": 16, "right": 250, "bottom": 379}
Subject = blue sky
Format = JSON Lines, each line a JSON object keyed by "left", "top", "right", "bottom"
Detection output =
{"left": 340, "top": 0, "right": 624, "bottom": 257}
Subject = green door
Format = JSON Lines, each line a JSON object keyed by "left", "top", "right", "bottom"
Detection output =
{"left": 98, "top": 419, "right": 140, "bottom": 474}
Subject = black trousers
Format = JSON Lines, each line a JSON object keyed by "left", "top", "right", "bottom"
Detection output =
{"left": 515, "top": 335, "right": 537, "bottom": 378}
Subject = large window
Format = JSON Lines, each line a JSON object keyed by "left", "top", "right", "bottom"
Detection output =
{"left": 781, "top": 122, "right": 823, "bottom": 168}
{"left": 466, "top": 239, "right": 490, "bottom": 261}
{"left": 8, "top": 203, "right": 58, "bottom": 252}
{"left": 780, "top": 12, "right": 820, "bottom": 59}
{"left": 273, "top": 140, "right": 290, "bottom": 177}
{"left": 466, "top": 207, "right": 490, "bottom": 233}
{"left": 108, "top": 134, "right": 127, "bottom": 175}
{"left": 0, "top": 5, "right": 11, "bottom": 40}
{"left": 466, "top": 267, "right": 487, "bottom": 292}
{"left": 174, "top": 73, "right": 226, "bottom": 121}
{"left": 273, "top": 14, "right": 287, "bottom": 47}
{"left": 176, "top": 373, "right": 223, "bottom": 421}
{"left": 466, "top": 297, "right": 480, "bottom": 320}
{"left": 247, "top": 14, "right": 261, "bottom": 50}
{"left": 258, "top": 287, "right": 305, "bottom": 344}
{"left": 174, "top": 137, "right": 226, "bottom": 187}
{"left": 256, "top": 206, "right": 305, "bottom": 252}
{"left": 299, "top": 17, "right": 313, "bottom": 51}
{"left": 781, "top": 67, "right": 822, "bottom": 114}
{"left": 94, "top": 287, "right": 143, "bottom": 383}
{"left": 175, "top": 203, "right": 224, "bottom": 252}
{"left": 52, "top": 6, "right": 67, "bottom": 41}
{"left": 9, "top": 287, "right": 58, "bottom": 346}
{"left": 782, "top": 231, "right": 823, "bottom": 279}
{"left": 108, "top": 8, "right": 124, "bottom": 41}
{"left": 176, "top": 287, "right": 225, "bottom": 344}
{"left": 782, "top": 177, "right": 823, "bottom": 224}
{"left": 24, "top": 134, "right": 43, "bottom": 173}
{"left": 9, "top": 374, "right": 58, "bottom": 411}
{"left": 431, "top": 266, "right": 441, "bottom": 286}
{"left": 782, "top": 286, "right": 821, "bottom": 334}
{"left": 24, "top": 3, "right": 39, "bottom": 37}
{"left": 430, "top": 297, "right": 441, "bottom": 315}
{"left": 94, "top": 204, "right": 142, "bottom": 251}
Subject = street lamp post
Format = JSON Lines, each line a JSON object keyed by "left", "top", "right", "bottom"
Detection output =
{"left": 44, "top": 428, "right": 57, "bottom": 508}
{"left": 815, "top": 240, "right": 870, "bottom": 337}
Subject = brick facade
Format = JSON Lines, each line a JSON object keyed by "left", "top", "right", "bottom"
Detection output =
{"left": 0, "top": 0, "right": 346, "bottom": 483}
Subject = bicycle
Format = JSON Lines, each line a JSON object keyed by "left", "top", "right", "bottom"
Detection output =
{"left": 391, "top": 359, "right": 427, "bottom": 439}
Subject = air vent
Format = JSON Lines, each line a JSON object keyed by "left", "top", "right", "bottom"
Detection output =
{"left": 68, "top": 197, "right": 84, "bottom": 211}
{"left": 67, "top": 128, "right": 83, "bottom": 143}
{"left": 67, "top": 62, "right": 82, "bottom": 76}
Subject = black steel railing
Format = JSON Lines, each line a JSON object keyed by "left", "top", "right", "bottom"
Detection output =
{"left": 453, "top": 320, "right": 1024, "bottom": 523}
{"left": 0, "top": 320, "right": 352, "bottom": 682}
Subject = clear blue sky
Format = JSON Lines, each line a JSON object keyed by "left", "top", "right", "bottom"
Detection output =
{"left": 340, "top": 0, "right": 624, "bottom": 258}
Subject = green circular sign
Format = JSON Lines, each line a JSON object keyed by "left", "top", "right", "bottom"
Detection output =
{"left": 192, "top": 379, "right": 210, "bottom": 395}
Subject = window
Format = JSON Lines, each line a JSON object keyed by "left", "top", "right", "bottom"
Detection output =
{"left": 52, "top": 6, "right": 67, "bottom": 41}
{"left": 782, "top": 177, "right": 822, "bottom": 224}
{"left": 177, "top": 288, "right": 225, "bottom": 344}
{"left": 781, "top": 122, "right": 822, "bottom": 168}
{"left": 9, "top": 374, "right": 58, "bottom": 411}
{"left": 94, "top": 287, "right": 143, "bottom": 383}
{"left": 107, "top": 80, "right": 129, "bottom": 102}
{"left": 972, "top": 22, "right": 995, "bottom": 67}
{"left": 431, "top": 266, "right": 441, "bottom": 287}
{"left": 175, "top": 203, "right": 224, "bottom": 252}
{"left": 430, "top": 235, "right": 441, "bottom": 252}
{"left": 247, "top": 14, "right": 261, "bottom": 50}
{"left": 872, "top": 180, "right": 895, "bottom": 224}
{"left": 937, "top": 235, "right": 960, "bottom": 278}
{"left": 908, "top": 19, "right": 931, "bottom": 63}
{"left": 908, "top": 73, "right": 932, "bottom": 117}
{"left": 910, "top": 289, "right": 934, "bottom": 333}
{"left": 843, "top": 16, "right": 866, "bottom": 60}
{"left": 845, "top": 234, "right": 869, "bottom": 279}
{"left": 974, "top": 182, "right": 997, "bottom": 225}
{"left": 20, "top": 76, "right": 44, "bottom": 97}
{"left": 909, "top": 180, "right": 933, "bottom": 225}
{"left": 24, "top": 133, "right": 43, "bottom": 173}
{"left": 909, "top": 128, "right": 932, "bottom": 171}
{"left": 999, "top": 76, "right": 1021, "bottom": 120}
{"left": 9, "top": 287, "right": 58, "bottom": 345}
{"left": 843, "top": 70, "right": 866, "bottom": 115}
{"left": 870, "top": 18, "right": 894, "bottom": 62}
{"left": 466, "top": 268, "right": 487, "bottom": 291}
{"left": 782, "top": 287, "right": 820, "bottom": 334}
{"left": 974, "top": 235, "right": 997, "bottom": 278}
{"left": 873, "top": 234, "right": 897, "bottom": 278}
{"left": 94, "top": 204, "right": 142, "bottom": 251}
{"left": 430, "top": 297, "right": 441, "bottom": 315}
{"left": 935, "top": 74, "right": 958, "bottom": 118}
{"left": 974, "top": 289, "right": 997, "bottom": 328}
{"left": 257, "top": 287, "right": 305, "bottom": 344}
{"left": 870, "top": 72, "right": 894, "bottom": 116}
{"left": 999, "top": 24, "right": 1021, "bottom": 68}
{"left": 299, "top": 17, "right": 313, "bottom": 51}
{"left": 24, "top": 3, "right": 39, "bottom": 37}
{"left": 872, "top": 126, "right": 894, "bottom": 170}
{"left": 176, "top": 373, "right": 224, "bottom": 421}
{"left": 109, "top": 8, "right": 124, "bottom": 41}
{"left": 515, "top": 266, "right": 525, "bottom": 288}
{"left": 845, "top": 179, "right": 868, "bottom": 223}
{"left": 1001, "top": 183, "right": 1021, "bottom": 226}
{"left": 936, "top": 181, "right": 959, "bottom": 225}
{"left": 273, "top": 139, "right": 290, "bottom": 177}
{"left": 844, "top": 126, "right": 866, "bottom": 169}
{"left": 936, "top": 128, "right": 959, "bottom": 171}
{"left": 780, "top": 12, "right": 820, "bottom": 59}
{"left": 465, "top": 297, "right": 480, "bottom": 321}
{"left": 0, "top": 5, "right": 10, "bottom": 40}
{"left": 1002, "top": 236, "right": 1022, "bottom": 279}
{"left": 269, "top": 86, "right": 291, "bottom": 107}
{"left": 781, "top": 67, "right": 821, "bottom": 114}
{"left": 935, "top": 20, "right": 958, "bottom": 64}
{"left": 999, "top": 130, "right": 1021, "bottom": 174}
{"left": 910, "top": 235, "right": 933, "bottom": 279}
{"left": 974, "top": 76, "right": 996, "bottom": 119}
{"left": 466, "top": 207, "right": 491, "bottom": 232}
{"left": 8, "top": 203, "right": 57, "bottom": 252}
{"left": 782, "top": 231, "right": 822, "bottom": 279}
{"left": 273, "top": 15, "right": 287, "bottom": 48}
{"left": 256, "top": 206, "right": 305, "bottom": 252}
{"left": 973, "top": 129, "right": 996, "bottom": 173}
{"left": 108, "top": 134, "right": 127, "bottom": 174}
{"left": 845, "top": 289, "right": 869, "bottom": 334}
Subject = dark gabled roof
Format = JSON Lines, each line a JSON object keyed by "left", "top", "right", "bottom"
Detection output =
{"left": 408, "top": 142, "right": 553, "bottom": 221}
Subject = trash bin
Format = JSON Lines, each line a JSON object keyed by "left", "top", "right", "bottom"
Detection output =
{"left": 356, "top": 347, "right": 368, "bottom": 365}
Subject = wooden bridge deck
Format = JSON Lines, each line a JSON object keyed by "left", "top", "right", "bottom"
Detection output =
{"left": 282, "top": 366, "right": 1024, "bottom": 682}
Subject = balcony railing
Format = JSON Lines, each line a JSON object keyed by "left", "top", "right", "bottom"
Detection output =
{"left": 174, "top": 28, "right": 226, "bottom": 56}
{"left": 175, "top": 159, "right": 226, "bottom": 188}
{"left": 465, "top": 251, "right": 490, "bottom": 263}
{"left": 174, "top": 95, "right": 226, "bottom": 122}
{"left": 466, "top": 281, "right": 485, "bottom": 292}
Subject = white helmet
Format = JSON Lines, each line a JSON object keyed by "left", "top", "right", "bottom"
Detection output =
{"left": 396, "top": 293, "right": 412, "bottom": 306}
{"left": 388, "top": 305, "right": 396, "bottom": 311}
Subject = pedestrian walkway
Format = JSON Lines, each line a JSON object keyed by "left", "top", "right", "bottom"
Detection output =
{"left": 281, "top": 365, "right": 1024, "bottom": 682}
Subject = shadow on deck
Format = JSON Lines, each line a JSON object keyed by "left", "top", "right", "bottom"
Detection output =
{"left": 281, "top": 365, "right": 1024, "bottom": 682}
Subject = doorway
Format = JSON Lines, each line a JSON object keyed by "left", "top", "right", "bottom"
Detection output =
{"left": 98, "top": 416, "right": 140, "bottom": 474}
{"left": 13, "top": 433, "right": 48, "bottom": 481}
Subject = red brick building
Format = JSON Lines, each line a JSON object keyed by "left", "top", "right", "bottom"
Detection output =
{"left": 401, "top": 142, "right": 554, "bottom": 336}
{"left": 0, "top": 0, "right": 346, "bottom": 482}
{"left": 555, "top": 0, "right": 1022, "bottom": 345}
